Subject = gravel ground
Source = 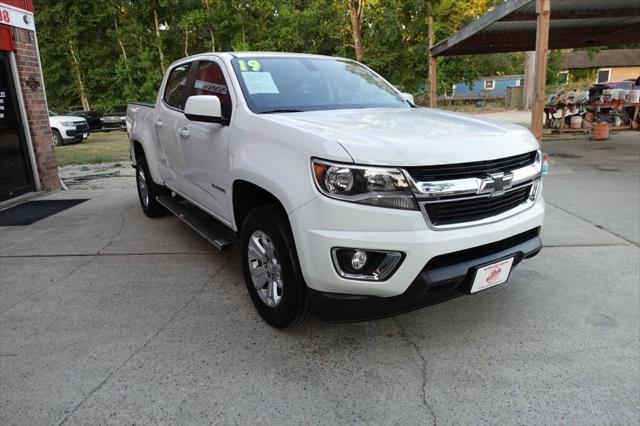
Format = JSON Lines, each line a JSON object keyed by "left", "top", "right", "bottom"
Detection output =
{"left": 59, "top": 162, "right": 135, "bottom": 190}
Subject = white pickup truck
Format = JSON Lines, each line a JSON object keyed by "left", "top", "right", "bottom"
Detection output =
{"left": 127, "top": 52, "right": 545, "bottom": 327}
{"left": 48, "top": 111, "right": 90, "bottom": 146}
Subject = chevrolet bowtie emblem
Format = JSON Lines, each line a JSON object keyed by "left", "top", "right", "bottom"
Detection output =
{"left": 479, "top": 172, "right": 514, "bottom": 197}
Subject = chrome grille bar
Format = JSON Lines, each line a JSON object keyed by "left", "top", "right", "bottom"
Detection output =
{"left": 403, "top": 150, "right": 541, "bottom": 229}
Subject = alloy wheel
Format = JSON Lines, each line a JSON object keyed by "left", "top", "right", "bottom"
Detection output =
{"left": 137, "top": 168, "right": 149, "bottom": 207}
{"left": 247, "top": 230, "right": 283, "bottom": 307}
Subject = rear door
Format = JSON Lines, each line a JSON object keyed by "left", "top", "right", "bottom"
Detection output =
{"left": 176, "top": 58, "right": 234, "bottom": 224}
{"left": 156, "top": 61, "right": 195, "bottom": 195}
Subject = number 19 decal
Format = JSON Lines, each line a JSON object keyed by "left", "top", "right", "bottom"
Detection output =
{"left": 238, "top": 59, "right": 262, "bottom": 72}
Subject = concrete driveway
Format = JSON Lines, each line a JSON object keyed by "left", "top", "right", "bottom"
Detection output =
{"left": 1, "top": 133, "right": 638, "bottom": 425}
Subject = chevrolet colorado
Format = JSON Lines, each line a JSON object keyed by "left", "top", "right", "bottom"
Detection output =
{"left": 48, "top": 111, "right": 89, "bottom": 146}
{"left": 127, "top": 52, "right": 545, "bottom": 327}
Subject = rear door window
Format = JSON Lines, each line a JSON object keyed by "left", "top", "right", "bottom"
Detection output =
{"left": 163, "top": 63, "right": 192, "bottom": 110}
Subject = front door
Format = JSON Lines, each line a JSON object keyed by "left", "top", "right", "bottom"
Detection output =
{"left": 0, "top": 52, "right": 35, "bottom": 202}
{"left": 177, "top": 59, "right": 234, "bottom": 224}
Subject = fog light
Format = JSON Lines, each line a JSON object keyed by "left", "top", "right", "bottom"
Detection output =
{"left": 331, "top": 248, "right": 404, "bottom": 281}
{"left": 351, "top": 250, "right": 368, "bottom": 271}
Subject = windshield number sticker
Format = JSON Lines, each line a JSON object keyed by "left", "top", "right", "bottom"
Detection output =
{"left": 238, "top": 59, "right": 262, "bottom": 72}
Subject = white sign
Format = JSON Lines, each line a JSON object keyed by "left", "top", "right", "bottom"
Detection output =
{"left": 0, "top": 3, "right": 35, "bottom": 31}
{"left": 242, "top": 72, "right": 280, "bottom": 95}
{"left": 470, "top": 257, "right": 514, "bottom": 294}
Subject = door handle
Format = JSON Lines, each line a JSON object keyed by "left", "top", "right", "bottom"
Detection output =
{"left": 177, "top": 127, "right": 190, "bottom": 138}
{"left": 154, "top": 119, "right": 164, "bottom": 128}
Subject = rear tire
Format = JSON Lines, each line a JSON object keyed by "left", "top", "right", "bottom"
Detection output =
{"left": 241, "top": 205, "right": 312, "bottom": 328}
{"left": 135, "top": 156, "right": 167, "bottom": 218}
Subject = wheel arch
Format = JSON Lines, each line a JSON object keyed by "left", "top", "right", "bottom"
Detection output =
{"left": 232, "top": 180, "right": 289, "bottom": 230}
{"left": 131, "top": 138, "right": 164, "bottom": 186}
{"left": 132, "top": 139, "right": 145, "bottom": 163}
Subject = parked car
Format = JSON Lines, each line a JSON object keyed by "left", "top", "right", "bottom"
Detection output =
{"left": 101, "top": 105, "right": 127, "bottom": 130}
{"left": 622, "top": 77, "right": 640, "bottom": 92}
{"left": 127, "top": 53, "right": 545, "bottom": 327}
{"left": 68, "top": 110, "right": 102, "bottom": 131}
{"left": 49, "top": 111, "right": 89, "bottom": 146}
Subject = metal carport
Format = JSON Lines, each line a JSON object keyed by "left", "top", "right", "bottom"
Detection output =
{"left": 428, "top": 0, "right": 640, "bottom": 141}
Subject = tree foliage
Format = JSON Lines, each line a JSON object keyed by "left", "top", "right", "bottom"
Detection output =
{"left": 35, "top": 0, "right": 530, "bottom": 111}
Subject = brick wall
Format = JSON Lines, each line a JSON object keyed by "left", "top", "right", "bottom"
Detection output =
{"left": 11, "top": 26, "right": 60, "bottom": 192}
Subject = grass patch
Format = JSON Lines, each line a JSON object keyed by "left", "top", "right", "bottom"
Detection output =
{"left": 54, "top": 131, "right": 130, "bottom": 166}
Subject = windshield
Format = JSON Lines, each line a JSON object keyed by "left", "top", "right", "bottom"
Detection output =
{"left": 48, "top": 111, "right": 57, "bottom": 117}
{"left": 231, "top": 57, "right": 407, "bottom": 113}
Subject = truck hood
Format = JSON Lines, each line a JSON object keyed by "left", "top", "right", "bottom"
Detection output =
{"left": 266, "top": 108, "right": 539, "bottom": 166}
{"left": 50, "top": 115, "right": 86, "bottom": 123}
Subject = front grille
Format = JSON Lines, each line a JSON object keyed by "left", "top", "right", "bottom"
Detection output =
{"left": 405, "top": 151, "right": 537, "bottom": 182}
{"left": 424, "top": 186, "right": 531, "bottom": 226}
{"left": 75, "top": 123, "right": 89, "bottom": 131}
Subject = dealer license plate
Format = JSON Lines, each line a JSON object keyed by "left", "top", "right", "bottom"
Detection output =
{"left": 470, "top": 257, "right": 514, "bottom": 294}
{"left": 83, "top": 133, "right": 89, "bottom": 138}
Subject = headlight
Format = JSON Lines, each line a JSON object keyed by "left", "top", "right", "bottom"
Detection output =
{"left": 312, "top": 159, "right": 417, "bottom": 210}
{"left": 61, "top": 121, "right": 74, "bottom": 126}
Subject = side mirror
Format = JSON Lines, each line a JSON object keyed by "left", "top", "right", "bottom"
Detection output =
{"left": 400, "top": 92, "right": 415, "bottom": 104}
{"left": 184, "top": 95, "right": 228, "bottom": 124}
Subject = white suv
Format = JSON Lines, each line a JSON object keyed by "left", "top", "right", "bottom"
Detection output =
{"left": 127, "top": 52, "right": 545, "bottom": 327}
{"left": 48, "top": 111, "right": 89, "bottom": 146}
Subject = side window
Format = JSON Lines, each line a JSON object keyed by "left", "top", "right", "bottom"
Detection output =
{"left": 163, "top": 63, "right": 192, "bottom": 110}
{"left": 190, "top": 61, "right": 231, "bottom": 118}
{"left": 597, "top": 69, "right": 610, "bottom": 84}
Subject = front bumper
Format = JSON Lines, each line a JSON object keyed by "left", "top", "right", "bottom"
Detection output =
{"left": 64, "top": 125, "right": 90, "bottom": 140}
{"left": 289, "top": 192, "right": 544, "bottom": 296}
{"left": 309, "top": 227, "right": 542, "bottom": 321}
{"left": 102, "top": 119, "right": 126, "bottom": 129}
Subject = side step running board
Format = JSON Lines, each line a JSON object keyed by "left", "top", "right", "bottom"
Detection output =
{"left": 156, "top": 195, "right": 237, "bottom": 251}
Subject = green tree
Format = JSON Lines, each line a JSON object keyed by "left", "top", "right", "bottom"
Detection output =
{"left": 34, "top": 0, "right": 526, "bottom": 110}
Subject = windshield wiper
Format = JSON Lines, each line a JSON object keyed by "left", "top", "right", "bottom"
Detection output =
{"left": 260, "top": 109, "right": 305, "bottom": 114}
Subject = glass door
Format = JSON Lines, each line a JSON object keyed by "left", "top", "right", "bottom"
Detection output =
{"left": 0, "top": 52, "right": 35, "bottom": 202}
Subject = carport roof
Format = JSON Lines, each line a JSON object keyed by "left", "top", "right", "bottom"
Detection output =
{"left": 563, "top": 48, "right": 640, "bottom": 68}
{"left": 430, "top": 0, "right": 640, "bottom": 57}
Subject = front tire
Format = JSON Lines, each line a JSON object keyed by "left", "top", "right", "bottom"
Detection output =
{"left": 135, "top": 156, "right": 167, "bottom": 218}
{"left": 51, "top": 129, "right": 63, "bottom": 146}
{"left": 241, "top": 205, "right": 311, "bottom": 328}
